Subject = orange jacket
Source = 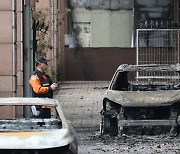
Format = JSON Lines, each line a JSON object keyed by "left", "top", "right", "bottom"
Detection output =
{"left": 29, "top": 74, "right": 49, "bottom": 94}
{"left": 29, "top": 72, "right": 52, "bottom": 108}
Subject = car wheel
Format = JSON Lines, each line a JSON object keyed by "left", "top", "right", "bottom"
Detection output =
{"left": 100, "top": 114, "right": 118, "bottom": 136}
{"left": 110, "top": 117, "right": 118, "bottom": 136}
{"left": 100, "top": 114, "right": 111, "bottom": 134}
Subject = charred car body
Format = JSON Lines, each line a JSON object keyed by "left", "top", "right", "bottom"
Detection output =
{"left": 100, "top": 64, "right": 180, "bottom": 136}
{"left": 0, "top": 97, "right": 78, "bottom": 154}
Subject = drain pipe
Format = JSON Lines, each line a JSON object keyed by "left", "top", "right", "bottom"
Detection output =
{"left": 20, "top": 0, "right": 24, "bottom": 97}
{"left": 12, "top": 0, "right": 17, "bottom": 97}
{"left": 53, "top": 0, "right": 57, "bottom": 76}
{"left": 50, "top": 0, "right": 55, "bottom": 73}
{"left": 12, "top": 0, "right": 17, "bottom": 118}
{"left": 23, "top": 0, "right": 33, "bottom": 118}
{"left": 51, "top": 0, "right": 58, "bottom": 80}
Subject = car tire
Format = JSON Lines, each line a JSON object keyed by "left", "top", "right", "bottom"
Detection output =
{"left": 110, "top": 117, "right": 118, "bottom": 136}
{"left": 100, "top": 114, "right": 118, "bottom": 136}
{"left": 100, "top": 114, "right": 111, "bottom": 134}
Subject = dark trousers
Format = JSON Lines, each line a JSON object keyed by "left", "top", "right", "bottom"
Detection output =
{"left": 40, "top": 108, "right": 51, "bottom": 118}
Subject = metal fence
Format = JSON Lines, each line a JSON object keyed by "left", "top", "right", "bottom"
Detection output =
{"left": 136, "top": 29, "right": 180, "bottom": 84}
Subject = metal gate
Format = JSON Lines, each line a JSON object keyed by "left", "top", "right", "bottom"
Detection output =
{"left": 136, "top": 29, "right": 180, "bottom": 84}
{"left": 137, "top": 29, "right": 180, "bottom": 65}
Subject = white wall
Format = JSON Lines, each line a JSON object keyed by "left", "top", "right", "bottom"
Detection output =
{"left": 72, "top": 8, "right": 133, "bottom": 47}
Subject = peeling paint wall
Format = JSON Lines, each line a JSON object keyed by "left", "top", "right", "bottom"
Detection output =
{"left": 73, "top": 22, "right": 90, "bottom": 47}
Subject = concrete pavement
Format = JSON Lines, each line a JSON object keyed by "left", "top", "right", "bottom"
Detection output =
{"left": 55, "top": 81, "right": 109, "bottom": 129}
{"left": 55, "top": 81, "right": 110, "bottom": 154}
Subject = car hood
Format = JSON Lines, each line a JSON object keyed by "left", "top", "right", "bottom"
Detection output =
{"left": 105, "top": 90, "right": 180, "bottom": 107}
{"left": 0, "top": 128, "right": 74, "bottom": 149}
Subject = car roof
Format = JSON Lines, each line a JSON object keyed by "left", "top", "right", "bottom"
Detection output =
{"left": 0, "top": 97, "right": 58, "bottom": 106}
{"left": 117, "top": 64, "right": 180, "bottom": 72}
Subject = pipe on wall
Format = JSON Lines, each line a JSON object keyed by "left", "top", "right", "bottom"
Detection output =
{"left": 12, "top": 0, "right": 17, "bottom": 97}
{"left": 23, "top": 0, "right": 33, "bottom": 118}
{"left": 21, "top": 0, "right": 24, "bottom": 97}
{"left": 50, "top": 0, "right": 58, "bottom": 77}
{"left": 50, "top": 0, "right": 55, "bottom": 72}
{"left": 12, "top": 0, "right": 17, "bottom": 118}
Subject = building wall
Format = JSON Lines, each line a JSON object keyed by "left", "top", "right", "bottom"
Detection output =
{"left": 64, "top": 47, "right": 136, "bottom": 80}
{"left": 0, "top": 0, "right": 23, "bottom": 98}
{"left": 70, "top": 0, "right": 134, "bottom": 10}
{"left": 0, "top": 0, "right": 14, "bottom": 97}
{"left": 72, "top": 8, "right": 133, "bottom": 47}
{"left": 0, "top": 0, "right": 24, "bottom": 118}
{"left": 61, "top": 0, "right": 135, "bottom": 80}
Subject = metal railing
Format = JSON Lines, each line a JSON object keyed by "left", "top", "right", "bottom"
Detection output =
{"left": 136, "top": 29, "right": 180, "bottom": 84}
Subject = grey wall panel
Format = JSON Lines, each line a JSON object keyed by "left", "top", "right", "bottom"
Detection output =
{"left": 0, "top": 12, "right": 12, "bottom": 43}
{"left": 0, "top": 0, "right": 12, "bottom": 10}
{"left": 91, "top": 11, "right": 110, "bottom": 47}
{"left": 0, "top": 76, "right": 13, "bottom": 91}
{"left": 0, "top": 92, "right": 12, "bottom": 97}
{"left": 0, "top": 45, "right": 13, "bottom": 75}
{"left": 110, "top": 11, "right": 133, "bottom": 47}
{"left": 17, "top": 13, "right": 22, "bottom": 42}
{"left": 0, "top": 106, "right": 13, "bottom": 119}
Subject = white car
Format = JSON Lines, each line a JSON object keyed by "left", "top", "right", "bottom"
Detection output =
{"left": 0, "top": 97, "right": 78, "bottom": 154}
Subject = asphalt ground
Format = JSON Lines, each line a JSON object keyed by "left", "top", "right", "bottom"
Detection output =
{"left": 55, "top": 81, "right": 180, "bottom": 154}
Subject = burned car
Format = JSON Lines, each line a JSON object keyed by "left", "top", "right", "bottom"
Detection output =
{"left": 100, "top": 64, "right": 180, "bottom": 136}
{"left": 0, "top": 97, "right": 78, "bottom": 154}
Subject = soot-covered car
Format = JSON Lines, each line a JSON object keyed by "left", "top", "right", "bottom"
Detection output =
{"left": 0, "top": 97, "right": 78, "bottom": 154}
{"left": 100, "top": 64, "right": 180, "bottom": 136}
